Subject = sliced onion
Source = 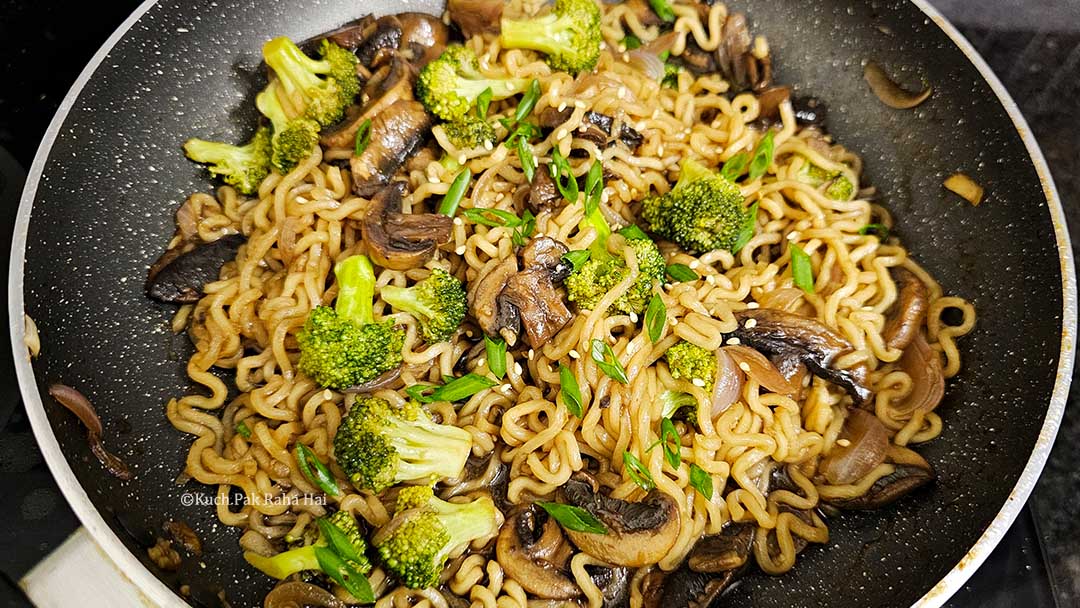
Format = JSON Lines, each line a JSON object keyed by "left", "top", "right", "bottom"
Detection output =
{"left": 819, "top": 409, "right": 889, "bottom": 485}
{"left": 892, "top": 332, "right": 945, "bottom": 419}
{"left": 755, "top": 288, "right": 805, "bottom": 313}
{"left": 175, "top": 199, "right": 199, "bottom": 242}
{"left": 724, "top": 345, "right": 798, "bottom": 396}
{"left": 49, "top": 383, "right": 103, "bottom": 435}
{"left": 643, "top": 31, "right": 678, "bottom": 56}
{"left": 943, "top": 173, "right": 984, "bottom": 206}
{"left": 626, "top": 49, "right": 665, "bottom": 82}
{"left": 264, "top": 581, "right": 347, "bottom": 608}
{"left": 863, "top": 61, "right": 932, "bottom": 109}
{"left": 710, "top": 349, "right": 742, "bottom": 416}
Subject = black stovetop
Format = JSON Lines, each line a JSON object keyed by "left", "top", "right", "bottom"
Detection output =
{"left": 1, "top": 1, "right": 1078, "bottom": 607}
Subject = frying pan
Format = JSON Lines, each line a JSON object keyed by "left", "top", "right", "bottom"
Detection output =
{"left": 8, "top": 0, "right": 1075, "bottom": 606}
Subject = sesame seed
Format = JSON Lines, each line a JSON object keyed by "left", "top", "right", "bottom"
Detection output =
{"left": 569, "top": 349, "right": 581, "bottom": 359}
{"left": 534, "top": 231, "right": 545, "bottom": 238}
{"left": 466, "top": 330, "right": 474, "bottom": 338}
{"left": 514, "top": 362, "right": 523, "bottom": 375}
{"left": 630, "top": 312, "right": 639, "bottom": 323}
{"left": 836, "top": 439, "right": 852, "bottom": 447}
{"left": 505, "top": 81, "right": 516, "bottom": 91}
{"left": 689, "top": 260, "right": 700, "bottom": 269}
{"left": 430, "top": 175, "right": 442, "bottom": 184}
{"left": 575, "top": 100, "right": 587, "bottom": 109}
{"left": 578, "top": 124, "right": 588, "bottom": 132}
{"left": 692, "top": 378, "right": 706, "bottom": 387}
{"left": 744, "top": 318, "right": 758, "bottom": 329}
{"left": 738, "top": 362, "right": 751, "bottom": 372}
{"left": 484, "top": 141, "right": 494, "bottom": 150}
{"left": 458, "top": 154, "right": 467, "bottom": 165}
{"left": 495, "top": 193, "right": 505, "bottom": 202}
{"left": 477, "top": 358, "right": 487, "bottom": 368}
{"left": 618, "top": 86, "right": 628, "bottom": 98}
{"left": 528, "top": 349, "right": 535, "bottom": 360}
{"left": 455, "top": 246, "right": 467, "bottom": 255}
{"left": 787, "top": 232, "right": 799, "bottom": 241}
{"left": 556, "top": 129, "right": 568, "bottom": 140}
{"left": 323, "top": 389, "right": 333, "bottom": 400}
{"left": 558, "top": 102, "right": 567, "bottom": 112}
{"left": 621, "top": 53, "right": 630, "bottom": 62}
{"left": 453, "top": 217, "right": 464, "bottom": 226}
{"left": 671, "top": 317, "right": 679, "bottom": 325}
{"left": 636, "top": 122, "right": 646, "bottom": 130}
{"left": 705, "top": 275, "right": 716, "bottom": 285}
{"left": 657, "top": 145, "right": 665, "bottom": 155}
{"left": 295, "top": 196, "right": 308, "bottom": 204}
{"left": 747, "top": 302, "right": 760, "bottom": 309}
{"left": 502, "top": 383, "right": 512, "bottom": 391}
{"left": 600, "top": 42, "right": 607, "bottom": 50}
{"left": 726, "top": 337, "right": 741, "bottom": 345}
{"left": 601, "top": 192, "right": 609, "bottom": 203}
{"left": 551, "top": 85, "right": 560, "bottom": 97}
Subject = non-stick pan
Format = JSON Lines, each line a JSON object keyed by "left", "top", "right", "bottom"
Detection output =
{"left": 8, "top": 0, "right": 1075, "bottom": 606}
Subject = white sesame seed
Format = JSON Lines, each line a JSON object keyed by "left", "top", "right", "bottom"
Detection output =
{"left": 600, "top": 42, "right": 607, "bottom": 50}
{"left": 726, "top": 337, "right": 741, "bottom": 345}
{"left": 705, "top": 275, "right": 716, "bottom": 285}
{"left": 787, "top": 232, "right": 799, "bottom": 241}
{"left": 692, "top": 378, "right": 706, "bottom": 387}
{"left": 295, "top": 196, "right": 309, "bottom": 204}
{"left": 836, "top": 439, "right": 851, "bottom": 447}
{"left": 323, "top": 389, "right": 333, "bottom": 400}
{"left": 671, "top": 317, "right": 679, "bottom": 325}
{"left": 601, "top": 192, "right": 609, "bottom": 203}
{"left": 629, "top": 312, "right": 639, "bottom": 323}
{"left": 455, "top": 246, "right": 467, "bottom": 255}
{"left": 466, "top": 330, "right": 474, "bottom": 338}
{"left": 747, "top": 302, "right": 760, "bottom": 309}
{"left": 514, "top": 362, "right": 523, "bottom": 375}
{"left": 657, "top": 145, "right": 665, "bottom": 156}
{"left": 502, "top": 383, "right": 512, "bottom": 391}
{"left": 569, "top": 349, "right": 581, "bottom": 359}
{"left": 484, "top": 140, "right": 494, "bottom": 150}
{"left": 618, "top": 86, "right": 628, "bottom": 98}
{"left": 551, "top": 84, "right": 560, "bottom": 97}
{"left": 738, "top": 362, "right": 751, "bottom": 372}
{"left": 688, "top": 260, "right": 700, "bottom": 269}
{"left": 430, "top": 175, "right": 442, "bottom": 184}
{"left": 575, "top": 100, "right": 587, "bottom": 109}
{"left": 528, "top": 349, "right": 535, "bottom": 360}
{"left": 558, "top": 102, "right": 567, "bottom": 112}
{"left": 534, "top": 231, "right": 545, "bottom": 238}
{"left": 495, "top": 193, "right": 505, "bottom": 202}
{"left": 477, "top": 357, "right": 487, "bottom": 368}
{"left": 744, "top": 318, "right": 758, "bottom": 329}
{"left": 636, "top": 122, "right": 646, "bottom": 131}
{"left": 453, "top": 217, "right": 463, "bottom": 226}
{"left": 556, "top": 129, "right": 568, "bottom": 140}
{"left": 505, "top": 81, "right": 516, "bottom": 91}
{"left": 621, "top": 53, "right": 630, "bottom": 62}
{"left": 458, "top": 154, "right": 467, "bottom": 165}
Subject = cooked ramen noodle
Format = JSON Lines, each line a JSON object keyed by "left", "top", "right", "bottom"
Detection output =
{"left": 154, "top": 0, "right": 975, "bottom": 605}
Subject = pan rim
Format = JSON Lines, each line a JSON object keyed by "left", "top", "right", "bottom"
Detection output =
{"left": 7, "top": 1, "right": 1076, "bottom": 606}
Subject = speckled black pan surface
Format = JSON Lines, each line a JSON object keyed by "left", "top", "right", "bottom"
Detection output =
{"left": 17, "top": 0, "right": 1063, "bottom": 606}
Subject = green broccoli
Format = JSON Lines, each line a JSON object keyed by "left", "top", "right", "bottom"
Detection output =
{"left": 182, "top": 126, "right": 272, "bottom": 195}
{"left": 641, "top": 158, "right": 750, "bottom": 254}
{"left": 565, "top": 209, "right": 665, "bottom": 316}
{"left": 665, "top": 340, "right": 717, "bottom": 392}
{"left": 256, "top": 84, "right": 321, "bottom": 173}
{"left": 372, "top": 487, "right": 499, "bottom": 589}
{"left": 244, "top": 510, "right": 371, "bottom": 581}
{"left": 380, "top": 269, "right": 467, "bottom": 343}
{"left": 262, "top": 37, "right": 360, "bottom": 127}
{"left": 798, "top": 162, "right": 855, "bottom": 201}
{"left": 499, "top": 0, "right": 603, "bottom": 74}
{"left": 659, "top": 390, "right": 699, "bottom": 426}
{"left": 443, "top": 115, "right": 498, "bottom": 150}
{"left": 297, "top": 255, "right": 405, "bottom": 390}
{"left": 333, "top": 395, "right": 473, "bottom": 493}
{"left": 417, "top": 45, "right": 532, "bottom": 122}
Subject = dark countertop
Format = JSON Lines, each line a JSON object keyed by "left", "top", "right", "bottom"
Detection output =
{"left": 0, "top": 1, "right": 1077, "bottom": 607}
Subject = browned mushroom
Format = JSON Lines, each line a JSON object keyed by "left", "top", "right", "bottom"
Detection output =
{"left": 714, "top": 12, "right": 771, "bottom": 91}
{"left": 500, "top": 268, "right": 574, "bottom": 349}
{"left": 884, "top": 267, "right": 929, "bottom": 351}
{"left": 818, "top": 409, "right": 889, "bottom": 485}
{"left": 558, "top": 477, "right": 681, "bottom": 568}
{"left": 303, "top": 16, "right": 377, "bottom": 53}
{"left": 730, "top": 309, "right": 872, "bottom": 405}
{"left": 827, "top": 444, "right": 935, "bottom": 510}
{"left": 520, "top": 234, "right": 569, "bottom": 269}
{"left": 468, "top": 256, "right": 521, "bottom": 340}
{"left": 396, "top": 13, "right": 449, "bottom": 68}
{"left": 496, "top": 506, "right": 581, "bottom": 600}
{"left": 354, "top": 15, "right": 404, "bottom": 68}
{"left": 351, "top": 99, "right": 433, "bottom": 197}
{"left": 360, "top": 182, "right": 452, "bottom": 270}
{"left": 889, "top": 330, "right": 945, "bottom": 421}
{"left": 321, "top": 54, "right": 416, "bottom": 149}
{"left": 146, "top": 234, "right": 244, "bottom": 304}
{"left": 527, "top": 165, "right": 563, "bottom": 213}
{"left": 448, "top": 0, "right": 505, "bottom": 38}
{"left": 264, "top": 581, "right": 347, "bottom": 608}
{"left": 623, "top": 0, "right": 665, "bottom": 27}
{"left": 536, "top": 107, "right": 643, "bottom": 150}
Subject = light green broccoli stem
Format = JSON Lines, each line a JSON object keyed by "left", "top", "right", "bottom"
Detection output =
{"left": 334, "top": 255, "right": 376, "bottom": 325}
{"left": 262, "top": 37, "right": 355, "bottom": 127}
{"left": 385, "top": 413, "right": 473, "bottom": 483}
{"left": 182, "top": 126, "right": 271, "bottom": 195}
{"left": 432, "top": 496, "right": 499, "bottom": 552}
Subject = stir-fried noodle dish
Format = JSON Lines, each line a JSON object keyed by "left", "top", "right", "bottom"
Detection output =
{"left": 148, "top": 0, "right": 976, "bottom": 605}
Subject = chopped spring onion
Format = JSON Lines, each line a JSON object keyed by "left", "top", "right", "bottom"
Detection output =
{"left": 858, "top": 223, "right": 890, "bottom": 240}
{"left": 353, "top": 119, "right": 372, "bottom": 156}
{"left": 720, "top": 152, "right": 749, "bottom": 182}
{"left": 659, "top": 418, "right": 681, "bottom": 468}
{"left": 514, "top": 79, "right": 542, "bottom": 123}
{"left": 584, "top": 159, "right": 603, "bottom": 216}
{"left": 562, "top": 250, "right": 591, "bottom": 272}
{"left": 406, "top": 373, "right": 498, "bottom": 404}
{"left": 559, "top": 364, "right": 583, "bottom": 418}
{"left": 477, "top": 87, "right": 493, "bottom": 119}
{"left": 645, "top": 294, "right": 666, "bottom": 343}
{"left": 666, "top": 263, "right": 699, "bottom": 282}
{"left": 484, "top": 334, "right": 507, "bottom": 380}
{"left": 623, "top": 451, "right": 656, "bottom": 491}
{"left": 294, "top": 444, "right": 342, "bottom": 497}
{"left": 438, "top": 168, "right": 471, "bottom": 217}
{"left": 689, "top": 463, "right": 714, "bottom": 499}
{"left": 590, "top": 339, "right": 629, "bottom": 384}
{"left": 234, "top": 420, "right": 252, "bottom": 439}
{"left": 732, "top": 201, "right": 759, "bottom": 253}
{"left": 550, "top": 149, "right": 579, "bottom": 203}
{"left": 538, "top": 501, "right": 607, "bottom": 534}
{"left": 790, "top": 243, "right": 815, "bottom": 294}
{"left": 748, "top": 130, "right": 775, "bottom": 181}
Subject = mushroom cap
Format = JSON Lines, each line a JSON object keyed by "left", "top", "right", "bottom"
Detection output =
{"left": 496, "top": 506, "right": 580, "bottom": 600}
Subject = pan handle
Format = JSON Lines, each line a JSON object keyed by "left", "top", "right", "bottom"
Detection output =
{"left": 20, "top": 527, "right": 152, "bottom": 607}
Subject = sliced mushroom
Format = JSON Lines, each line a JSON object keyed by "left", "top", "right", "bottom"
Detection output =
{"left": 587, "top": 564, "right": 633, "bottom": 608}
{"left": 321, "top": 54, "right": 415, "bottom": 149}
{"left": 468, "top": 256, "right": 520, "bottom": 339}
{"left": 497, "top": 506, "right": 580, "bottom": 600}
{"left": 884, "top": 267, "right": 929, "bottom": 351}
{"left": 558, "top": 477, "right": 681, "bottom": 568}
{"left": 641, "top": 565, "right": 733, "bottom": 608}
{"left": 351, "top": 99, "right": 433, "bottom": 197}
{"left": 686, "top": 522, "right": 755, "bottom": 573}
{"left": 528, "top": 165, "right": 563, "bottom": 213}
{"left": 303, "top": 15, "right": 377, "bottom": 53}
{"left": 361, "top": 181, "right": 452, "bottom": 270}
{"left": 714, "top": 12, "right": 771, "bottom": 91}
{"left": 520, "top": 235, "right": 569, "bottom": 271}
{"left": 827, "top": 445, "right": 935, "bottom": 510}
{"left": 818, "top": 409, "right": 889, "bottom": 486}
{"left": 396, "top": 13, "right": 449, "bottom": 68}
{"left": 448, "top": 0, "right": 504, "bottom": 38}
{"left": 354, "top": 15, "right": 404, "bottom": 68}
{"left": 889, "top": 330, "right": 945, "bottom": 421}
{"left": 146, "top": 234, "right": 244, "bottom": 304}
{"left": 536, "top": 108, "right": 643, "bottom": 151}
{"left": 730, "top": 308, "right": 872, "bottom": 405}
{"left": 500, "top": 267, "right": 574, "bottom": 349}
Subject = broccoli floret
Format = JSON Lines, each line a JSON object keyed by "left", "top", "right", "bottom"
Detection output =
{"left": 659, "top": 390, "right": 699, "bottom": 426}
{"left": 443, "top": 115, "right": 498, "bottom": 150}
{"left": 641, "top": 158, "right": 749, "bottom": 254}
{"left": 182, "top": 126, "right": 272, "bottom": 195}
{"left": 798, "top": 162, "right": 855, "bottom": 201}
{"left": 297, "top": 255, "right": 405, "bottom": 390}
{"left": 262, "top": 37, "right": 359, "bottom": 127}
{"left": 665, "top": 340, "right": 717, "bottom": 392}
{"left": 333, "top": 396, "right": 473, "bottom": 493}
{"left": 565, "top": 206, "right": 665, "bottom": 316}
{"left": 244, "top": 510, "right": 372, "bottom": 580}
{"left": 380, "top": 269, "right": 467, "bottom": 343}
{"left": 499, "top": 0, "right": 602, "bottom": 74}
{"left": 417, "top": 45, "right": 532, "bottom": 122}
{"left": 373, "top": 492, "right": 499, "bottom": 589}
{"left": 256, "top": 85, "right": 321, "bottom": 173}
